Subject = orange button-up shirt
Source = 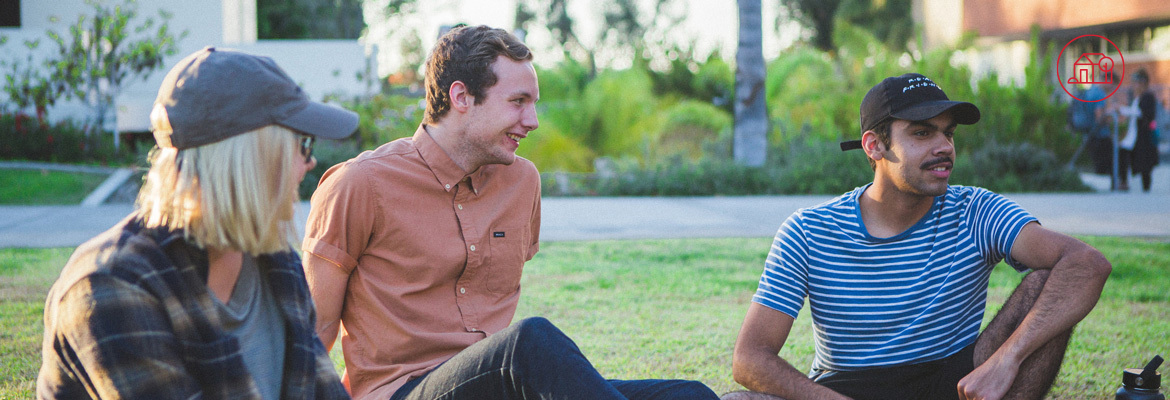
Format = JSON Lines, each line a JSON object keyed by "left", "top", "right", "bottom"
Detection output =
{"left": 303, "top": 126, "right": 541, "bottom": 400}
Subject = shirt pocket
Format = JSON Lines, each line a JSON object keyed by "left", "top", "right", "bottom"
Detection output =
{"left": 486, "top": 225, "right": 526, "bottom": 294}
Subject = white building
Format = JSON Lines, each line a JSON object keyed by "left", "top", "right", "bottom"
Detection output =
{"left": 0, "top": 0, "right": 376, "bottom": 133}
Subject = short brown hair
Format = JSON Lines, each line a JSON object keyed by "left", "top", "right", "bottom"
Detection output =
{"left": 423, "top": 25, "right": 533, "bottom": 125}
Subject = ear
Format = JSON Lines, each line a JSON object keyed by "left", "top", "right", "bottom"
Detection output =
{"left": 861, "top": 130, "right": 885, "bottom": 162}
{"left": 449, "top": 81, "right": 473, "bottom": 113}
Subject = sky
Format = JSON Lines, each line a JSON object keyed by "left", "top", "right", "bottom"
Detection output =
{"left": 362, "top": 0, "right": 801, "bottom": 76}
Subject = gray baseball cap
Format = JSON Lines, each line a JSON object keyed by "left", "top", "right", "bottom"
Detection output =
{"left": 154, "top": 46, "right": 359, "bottom": 149}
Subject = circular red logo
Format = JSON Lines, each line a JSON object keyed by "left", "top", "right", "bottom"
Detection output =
{"left": 1058, "top": 34, "right": 1125, "bottom": 102}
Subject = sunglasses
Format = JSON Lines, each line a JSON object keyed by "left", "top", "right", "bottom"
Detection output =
{"left": 299, "top": 135, "right": 315, "bottom": 163}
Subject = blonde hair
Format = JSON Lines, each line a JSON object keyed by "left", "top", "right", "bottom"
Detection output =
{"left": 138, "top": 107, "right": 303, "bottom": 255}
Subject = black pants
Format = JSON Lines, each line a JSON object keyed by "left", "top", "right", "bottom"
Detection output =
{"left": 809, "top": 343, "right": 976, "bottom": 400}
{"left": 389, "top": 317, "right": 719, "bottom": 400}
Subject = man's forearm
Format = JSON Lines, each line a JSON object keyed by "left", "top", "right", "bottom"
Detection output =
{"left": 998, "top": 244, "right": 1110, "bottom": 364}
{"left": 734, "top": 351, "right": 850, "bottom": 400}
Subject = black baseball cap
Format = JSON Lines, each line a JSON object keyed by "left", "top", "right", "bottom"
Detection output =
{"left": 154, "top": 46, "right": 359, "bottom": 150}
{"left": 840, "top": 73, "right": 980, "bottom": 151}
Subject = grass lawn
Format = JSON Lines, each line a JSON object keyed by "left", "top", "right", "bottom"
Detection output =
{"left": 3, "top": 237, "right": 1168, "bottom": 399}
{"left": 0, "top": 169, "right": 108, "bottom": 205}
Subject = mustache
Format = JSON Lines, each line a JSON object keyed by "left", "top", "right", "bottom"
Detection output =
{"left": 920, "top": 156, "right": 954, "bottom": 169}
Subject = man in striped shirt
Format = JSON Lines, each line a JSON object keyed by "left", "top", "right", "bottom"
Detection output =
{"left": 725, "top": 73, "right": 1111, "bottom": 400}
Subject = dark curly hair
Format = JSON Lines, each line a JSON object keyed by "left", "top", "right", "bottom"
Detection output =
{"left": 423, "top": 25, "right": 533, "bottom": 125}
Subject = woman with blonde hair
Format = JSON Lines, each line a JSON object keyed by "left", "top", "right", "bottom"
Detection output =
{"left": 38, "top": 47, "right": 358, "bottom": 399}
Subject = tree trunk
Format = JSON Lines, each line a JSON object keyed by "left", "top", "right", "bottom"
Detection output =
{"left": 734, "top": 0, "right": 768, "bottom": 167}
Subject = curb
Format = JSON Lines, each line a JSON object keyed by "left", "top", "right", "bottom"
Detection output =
{"left": 0, "top": 160, "right": 121, "bottom": 174}
{"left": 81, "top": 168, "right": 135, "bottom": 206}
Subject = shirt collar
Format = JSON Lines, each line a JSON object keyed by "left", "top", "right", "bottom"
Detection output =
{"left": 413, "top": 124, "right": 489, "bottom": 194}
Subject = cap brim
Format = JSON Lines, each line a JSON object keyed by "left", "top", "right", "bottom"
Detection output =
{"left": 840, "top": 140, "right": 863, "bottom": 151}
{"left": 890, "top": 100, "right": 981, "bottom": 125}
{"left": 279, "top": 101, "right": 359, "bottom": 140}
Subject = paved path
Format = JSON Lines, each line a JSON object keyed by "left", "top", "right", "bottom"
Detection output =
{"left": 1, "top": 188, "right": 1167, "bottom": 248}
{"left": 3, "top": 161, "right": 1168, "bottom": 247}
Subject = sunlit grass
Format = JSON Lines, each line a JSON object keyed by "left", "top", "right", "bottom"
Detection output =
{"left": 5, "top": 237, "right": 1167, "bottom": 399}
{"left": 0, "top": 169, "right": 107, "bottom": 205}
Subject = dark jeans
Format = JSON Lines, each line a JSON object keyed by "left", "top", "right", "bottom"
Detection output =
{"left": 808, "top": 343, "right": 976, "bottom": 400}
{"left": 389, "top": 317, "right": 718, "bottom": 400}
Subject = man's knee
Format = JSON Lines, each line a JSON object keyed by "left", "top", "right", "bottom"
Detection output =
{"left": 504, "top": 317, "right": 575, "bottom": 358}
{"left": 512, "top": 316, "right": 562, "bottom": 342}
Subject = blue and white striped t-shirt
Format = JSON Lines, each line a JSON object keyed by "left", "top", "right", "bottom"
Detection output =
{"left": 752, "top": 185, "right": 1037, "bottom": 371}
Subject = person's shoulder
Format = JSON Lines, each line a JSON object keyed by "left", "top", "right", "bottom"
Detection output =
{"left": 510, "top": 155, "right": 540, "bottom": 178}
{"left": 800, "top": 187, "right": 863, "bottom": 217}
{"left": 945, "top": 185, "right": 999, "bottom": 199}
{"left": 943, "top": 185, "right": 1019, "bottom": 210}
{"left": 781, "top": 187, "right": 863, "bottom": 232}
{"left": 483, "top": 155, "right": 540, "bottom": 184}
{"left": 47, "top": 217, "right": 174, "bottom": 303}
{"left": 320, "top": 137, "right": 420, "bottom": 184}
{"left": 348, "top": 137, "right": 419, "bottom": 169}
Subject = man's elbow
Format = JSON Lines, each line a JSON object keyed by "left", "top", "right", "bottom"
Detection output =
{"left": 1078, "top": 245, "right": 1112, "bottom": 282}
{"left": 731, "top": 347, "right": 759, "bottom": 388}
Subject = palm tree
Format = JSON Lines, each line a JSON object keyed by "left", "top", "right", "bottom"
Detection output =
{"left": 734, "top": 0, "right": 768, "bottom": 166}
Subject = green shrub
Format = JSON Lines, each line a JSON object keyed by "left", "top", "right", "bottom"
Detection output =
{"left": 584, "top": 156, "right": 777, "bottom": 196}
{"left": 517, "top": 130, "right": 595, "bottom": 173}
{"left": 579, "top": 68, "right": 663, "bottom": 159}
{"left": 771, "top": 137, "right": 874, "bottom": 194}
{"left": 298, "top": 138, "right": 362, "bottom": 200}
{"left": 527, "top": 61, "right": 596, "bottom": 172}
{"left": 652, "top": 100, "right": 732, "bottom": 161}
{"left": 0, "top": 112, "right": 138, "bottom": 165}
{"left": 541, "top": 138, "right": 1087, "bottom": 197}
{"left": 766, "top": 23, "right": 1077, "bottom": 166}
{"left": 340, "top": 93, "right": 422, "bottom": 151}
{"left": 952, "top": 141, "right": 1090, "bottom": 192}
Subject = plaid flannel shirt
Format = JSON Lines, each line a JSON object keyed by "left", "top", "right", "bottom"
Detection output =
{"left": 37, "top": 215, "right": 349, "bottom": 399}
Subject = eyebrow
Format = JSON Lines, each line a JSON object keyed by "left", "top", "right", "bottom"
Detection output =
{"left": 908, "top": 120, "right": 958, "bottom": 132}
{"left": 508, "top": 90, "right": 538, "bottom": 102}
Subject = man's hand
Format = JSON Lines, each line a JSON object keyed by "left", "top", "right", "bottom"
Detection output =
{"left": 957, "top": 351, "right": 1020, "bottom": 400}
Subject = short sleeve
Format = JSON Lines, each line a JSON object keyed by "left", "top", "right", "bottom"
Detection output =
{"left": 302, "top": 160, "right": 376, "bottom": 273}
{"left": 967, "top": 189, "right": 1038, "bottom": 271}
{"left": 752, "top": 212, "right": 812, "bottom": 319}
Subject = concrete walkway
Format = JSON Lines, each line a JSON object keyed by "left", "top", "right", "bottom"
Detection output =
{"left": 2, "top": 173, "right": 1167, "bottom": 248}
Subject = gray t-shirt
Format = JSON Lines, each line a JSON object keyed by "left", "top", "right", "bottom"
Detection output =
{"left": 214, "top": 256, "right": 286, "bottom": 399}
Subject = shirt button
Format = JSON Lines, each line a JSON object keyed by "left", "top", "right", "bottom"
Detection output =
{"left": 445, "top": 184, "right": 451, "bottom": 189}
{"left": 459, "top": 287, "right": 466, "bottom": 294}
{"left": 469, "top": 245, "right": 476, "bottom": 251}
{"left": 457, "top": 204, "right": 463, "bottom": 210}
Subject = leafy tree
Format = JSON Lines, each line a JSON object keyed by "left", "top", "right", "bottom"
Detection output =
{"left": 46, "top": 0, "right": 185, "bottom": 148}
{"left": 517, "top": 0, "right": 682, "bottom": 76}
{"left": 0, "top": 38, "right": 64, "bottom": 123}
{"left": 777, "top": 0, "right": 913, "bottom": 53}
{"left": 838, "top": 0, "right": 913, "bottom": 52}
{"left": 777, "top": 0, "right": 840, "bottom": 52}
{"left": 735, "top": 0, "right": 768, "bottom": 166}
{"left": 513, "top": 1, "right": 537, "bottom": 34}
{"left": 258, "top": 0, "right": 365, "bottom": 39}
{"left": 531, "top": 0, "right": 597, "bottom": 76}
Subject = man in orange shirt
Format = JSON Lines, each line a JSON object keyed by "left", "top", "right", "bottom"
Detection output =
{"left": 303, "top": 25, "right": 719, "bottom": 400}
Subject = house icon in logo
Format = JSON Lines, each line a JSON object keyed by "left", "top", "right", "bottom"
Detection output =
{"left": 1068, "top": 53, "right": 1115, "bottom": 84}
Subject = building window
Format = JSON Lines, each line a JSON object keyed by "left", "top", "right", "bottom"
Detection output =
{"left": 0, "top": 0, "right": 19, "bottom": 27}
